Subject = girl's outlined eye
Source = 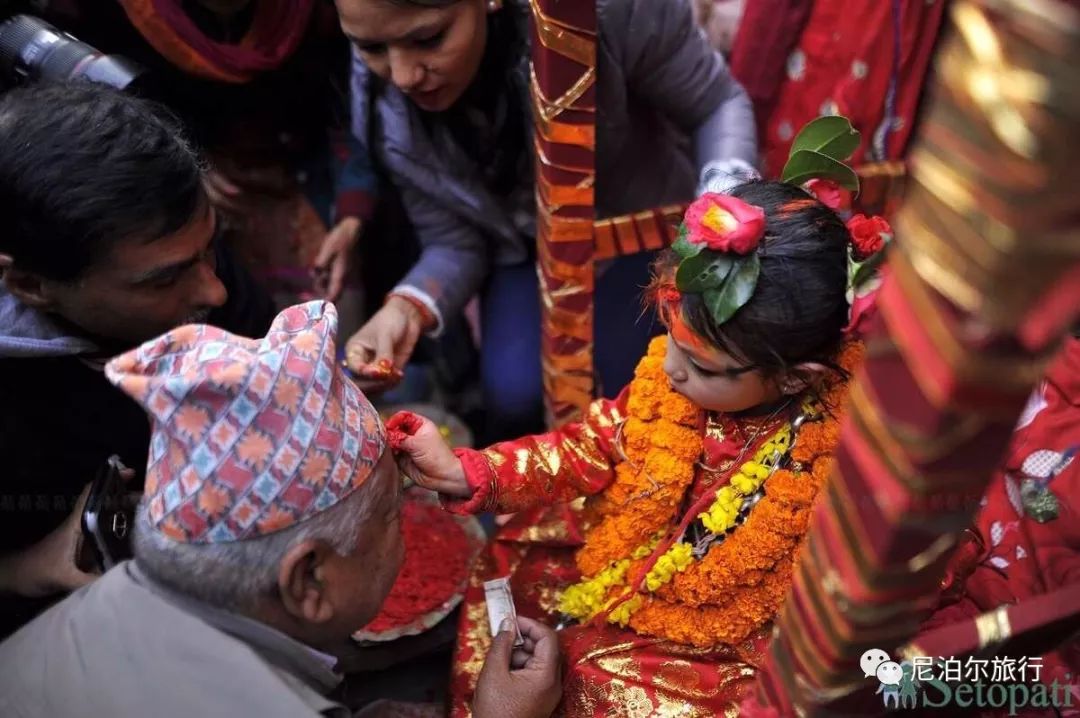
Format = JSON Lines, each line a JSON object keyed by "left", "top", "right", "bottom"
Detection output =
{"left": 689, "top": 360, "right": 719, "bottom": 378}
{"left": 690, "top": 359, "right": 756, "bottom": 379}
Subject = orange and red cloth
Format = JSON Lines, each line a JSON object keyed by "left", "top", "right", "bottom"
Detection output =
{"left": 117, "top": 0, "right": 315, "bottom": 84}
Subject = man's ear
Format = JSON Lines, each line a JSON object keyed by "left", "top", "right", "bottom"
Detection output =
{"left": 780, "top": 362, "right": 831, "bottom": 396}
{"left": 277, "top": 539, "right": 336, "bottom": 625}
{"left": 0, "top": 255, "right": 55, "bottom": 310}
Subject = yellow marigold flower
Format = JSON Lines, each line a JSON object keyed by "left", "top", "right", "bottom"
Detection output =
{"left": 739, "top": 462, "right": 767, "bottom": 480}
{"left": 644, "top": 542, "right": 695, "bottom": 591}
{"left": 731, "top": 474, "right": 758, "bottom": 494}
{"left": 559, "top": 559, "right": 632, "bottom": 618}
{"left": 669, "top": 542, "right": 693, "bottom": 567}
{"left": 608, "top": 595, "right": 643, "bottom": 626}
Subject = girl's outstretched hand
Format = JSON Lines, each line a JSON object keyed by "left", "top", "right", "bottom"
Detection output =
{"left": 386, "top": 412, "right": 472, "bottom": 499}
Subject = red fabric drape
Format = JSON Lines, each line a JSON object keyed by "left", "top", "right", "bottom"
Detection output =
{"left": 728, "top": 0, "right": 813, "bottom": 141}
{"left": 730, "top": 0, "right": 946, "bottom": 176}
{"left": 117, "top": 0, "right": 315, "bottom": 83}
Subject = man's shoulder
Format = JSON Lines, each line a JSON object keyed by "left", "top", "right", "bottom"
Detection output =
{"left": 0, "top": 567, "right": 329, "bottom": 717}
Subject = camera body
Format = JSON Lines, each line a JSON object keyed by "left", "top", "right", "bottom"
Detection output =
{"left": 79, "top": 456, "right": 135, "bottom": 573}
{"left": 0, "top": 14, "right": 145, "bottom": 91}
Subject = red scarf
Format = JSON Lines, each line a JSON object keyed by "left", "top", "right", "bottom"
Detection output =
{"left": 118, "top": 0, "right": 316, "bottom": 84}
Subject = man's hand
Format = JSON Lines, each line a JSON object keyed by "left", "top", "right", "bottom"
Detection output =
{"left": 474, "top": 617, "right": 563, "bottom": 718}
{"left": 0, "top": 483, "right": 97, "bottom": 597}
{"left": 387, "top": 412, "right": 471, "bottom": 499}
{"left": 311, "top": 217, "right": 361, "bottom": 302}
{"left": 344, "top": 296, "right": 425, "bottom": 392}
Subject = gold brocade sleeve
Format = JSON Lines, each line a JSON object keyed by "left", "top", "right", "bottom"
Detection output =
{"left": 444, "top": 391, "right": 627, "bottom": 515}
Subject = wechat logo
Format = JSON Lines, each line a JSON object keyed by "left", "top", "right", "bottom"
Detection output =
{"left": 863, "top": 649, "right": 920, "bottom": 710}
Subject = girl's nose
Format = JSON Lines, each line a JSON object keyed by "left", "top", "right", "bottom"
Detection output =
{"left": 663, "top": 354, "right": 687, "bottom": 383}
{"left": 664, "top": 364, "right": 688, "bottom": 383}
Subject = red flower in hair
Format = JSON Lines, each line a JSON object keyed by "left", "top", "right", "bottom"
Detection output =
{"left": 683, "top": 193, "right": 765, "bottom": 255}
{"left": 847, "top": 213, "right": 891, "bottom": 260}
{"left": 804, "top": 178, "right": 852, "bottom": 211}
{"left": 844, "top": 287, "right": 880, "bottom": 338}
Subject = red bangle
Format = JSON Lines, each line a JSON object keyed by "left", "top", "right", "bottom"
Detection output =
{"left": 387, "top": 292, "right": 436, "bottom": 331}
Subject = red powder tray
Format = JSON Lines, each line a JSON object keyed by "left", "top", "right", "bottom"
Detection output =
{"left": 352, "top": 489, "right": 485, "bottom": 643}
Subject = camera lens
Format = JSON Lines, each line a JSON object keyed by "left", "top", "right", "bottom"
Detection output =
{"left": 0, "top": 15, "right": 144, "bottom": 90}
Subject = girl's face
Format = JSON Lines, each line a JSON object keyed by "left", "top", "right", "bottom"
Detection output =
{"left": 663, "top": 333, "right": 783, "bottom": 414}
{"left": 337, "top": 0, "right": 489, "bottom": 113}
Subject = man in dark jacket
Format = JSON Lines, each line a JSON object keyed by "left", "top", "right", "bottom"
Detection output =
{"left": 0, "top": 81, "right": 274, "bottom": 637}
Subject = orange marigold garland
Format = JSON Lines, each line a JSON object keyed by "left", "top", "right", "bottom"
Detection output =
{"left": 559, "top": 338, "right": 863, "bottom": 647}
{"left": 574, "top": 343, "right": 701, "bottom": 578}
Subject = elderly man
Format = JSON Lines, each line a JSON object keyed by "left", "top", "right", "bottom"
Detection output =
{"left": 0, "top": 302, "right": 561, "bottom": 718}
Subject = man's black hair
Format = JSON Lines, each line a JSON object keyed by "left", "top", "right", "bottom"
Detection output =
{"left": 0, "top": 81, "right": 204, "bottom": 281}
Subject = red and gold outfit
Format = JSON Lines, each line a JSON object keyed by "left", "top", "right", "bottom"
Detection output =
{"left": 444, "top": 337, "right": 861, "bottom": 716}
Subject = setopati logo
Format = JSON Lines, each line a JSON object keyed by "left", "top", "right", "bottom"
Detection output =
{"left": 861, "top": 648, "right": 1077, "bottom": 715}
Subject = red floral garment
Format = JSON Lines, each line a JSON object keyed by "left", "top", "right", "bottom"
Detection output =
{"left": 730, "top": 0, "right": 946, "bottom": 177}
{"left": 923, "top": 338, "right": 1080, "bottom": 714}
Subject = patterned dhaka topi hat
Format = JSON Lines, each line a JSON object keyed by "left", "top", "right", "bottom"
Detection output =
{"left": 105, "top": 301, "right": 386, "bottom": 544}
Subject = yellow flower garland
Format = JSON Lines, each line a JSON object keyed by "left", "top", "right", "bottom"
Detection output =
{"left": 643, "top": 542, "right": 694, "bottom": 591}
{"left": 698, "top": 423, "right": 792, "bottom": 534}
{"left": 560, "top": 539, "right": 657, "bottom": 620}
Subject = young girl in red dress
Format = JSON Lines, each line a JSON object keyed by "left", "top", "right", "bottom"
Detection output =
{"left": 392, "top": 173, "right": 880, "bottom": 715}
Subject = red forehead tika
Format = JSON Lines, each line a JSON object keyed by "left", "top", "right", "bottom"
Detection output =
{"left": 659, "top": 293, "right": 728, "bottom": 364}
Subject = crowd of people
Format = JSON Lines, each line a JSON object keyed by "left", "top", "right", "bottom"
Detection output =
{"left": 0, "top": 0, "right": 1076, "bottom": 716}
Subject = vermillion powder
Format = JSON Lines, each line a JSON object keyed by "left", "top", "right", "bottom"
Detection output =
{"left": 363, "top": 498, "right": 472, "bottom": 633}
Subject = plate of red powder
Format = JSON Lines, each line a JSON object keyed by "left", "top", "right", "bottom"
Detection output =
{"left": 353, "top": 489, "right": 485, "bottom": 643}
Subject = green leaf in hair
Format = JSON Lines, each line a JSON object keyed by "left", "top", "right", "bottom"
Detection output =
{"left": 672, "top": 225, "right": 704, "bottom": 260}
{"left": 675, "top": 251, "right": 735, "bottom": 293}
{"left": 703, "top": 255, "right": 761, "bottom": 326}
{"left": 782, "top": 150, "right": 860, "bottom": 191}
{"left": 788, "top": 115, "right": 861, "bottom": 162}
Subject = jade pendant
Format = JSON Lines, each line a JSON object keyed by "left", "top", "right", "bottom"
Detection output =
{"left": 1020, "top": 478, "right": 1060, "bottom": 523}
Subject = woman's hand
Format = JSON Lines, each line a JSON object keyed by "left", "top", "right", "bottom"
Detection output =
{"left": 311, "top": 217, "right": 361, "bottom": 301}
{"left": 387, "top": 412, "right": 471, "bottom": 499}
{"left": 344, "top": 296, "right": 425, "bottom": 392}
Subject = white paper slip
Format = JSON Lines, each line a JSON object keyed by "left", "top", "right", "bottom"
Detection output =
{"left": 483, "top": 577, "right": 524, "bottom": 647}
